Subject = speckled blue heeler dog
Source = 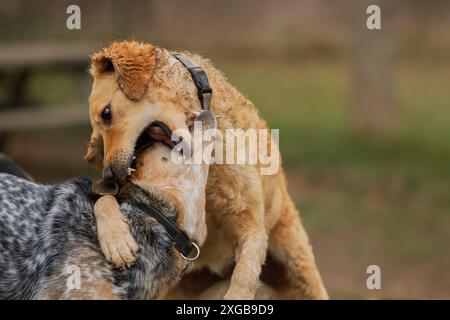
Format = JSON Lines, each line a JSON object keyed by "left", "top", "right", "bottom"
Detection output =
{"left": 0, "top": 112, "right": 215, "bottom": 299}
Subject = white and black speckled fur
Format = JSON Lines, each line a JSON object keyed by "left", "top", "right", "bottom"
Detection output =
{"left": 0, "top": 173, "right": 183, "bottom": 299}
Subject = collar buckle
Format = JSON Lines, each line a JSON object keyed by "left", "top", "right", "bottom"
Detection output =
{"left": 180, "top": 241, "right": 200, "bottom": 261}
{"left": 201, "top": 92, "right": 212, "bottom": 111}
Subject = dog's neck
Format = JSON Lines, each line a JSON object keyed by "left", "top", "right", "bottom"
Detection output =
{"left": 131, "top": 164, "right": 208, "bottom": 246}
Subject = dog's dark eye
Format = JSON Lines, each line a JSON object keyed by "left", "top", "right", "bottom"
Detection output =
{"left": 101, "top": 105, "right": 112, "bottom": 124}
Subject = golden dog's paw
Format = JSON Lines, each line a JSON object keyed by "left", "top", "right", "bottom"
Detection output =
{"left": 97, "top": 216, "right": 140, "bottom": 270}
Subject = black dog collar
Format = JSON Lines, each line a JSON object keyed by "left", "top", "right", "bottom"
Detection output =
{"left": 167, "top": 52, "right": 215, "bottom": 260}
{"left": 132, "top": 200, "right": 199, "bottom": 261}
{"left": 171, "top": 52, "right": 212, "bottom": 111}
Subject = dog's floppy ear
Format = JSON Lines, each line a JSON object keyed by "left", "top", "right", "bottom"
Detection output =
{"left": 85, "top": 129, "right": 104, "bottom": 172}
{"left": 90, "top": 41, "right": 157, "bottom": 101}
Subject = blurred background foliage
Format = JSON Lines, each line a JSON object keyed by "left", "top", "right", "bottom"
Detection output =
{"left": 0, "top": 0, "right": 449, "bottom": 298}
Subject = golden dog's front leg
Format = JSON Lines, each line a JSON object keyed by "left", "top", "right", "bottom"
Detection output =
{"left": 93, "top": 195, "right": 140, "bottom": 269}
{"left": 224, "top": 210, "right": 268, "bottom": 300}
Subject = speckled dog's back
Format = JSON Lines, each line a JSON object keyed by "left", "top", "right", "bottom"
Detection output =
{"left": 0, "top": 173, "right": 182, "bottom": 300}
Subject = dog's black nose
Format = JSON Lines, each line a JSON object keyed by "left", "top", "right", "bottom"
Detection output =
{"left": 93, "top": 166, "right": 120, "bottom": 196}
{"left": 103, "top": 166, "right": 115, "bottom": 183}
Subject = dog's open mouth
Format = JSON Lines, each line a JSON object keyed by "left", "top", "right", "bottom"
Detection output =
{"left": 93, "top": 121, "right": 179, "bottom": 196}
{"left": 93, "top": 111, "right": 215, "bottom": 197}
{"left": 129, "top": 121, "right": 180, "bottom": 171}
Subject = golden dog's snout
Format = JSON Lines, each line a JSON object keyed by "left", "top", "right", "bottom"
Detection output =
{"left": 103, "top": 166, "right": 115, "bottom": 182}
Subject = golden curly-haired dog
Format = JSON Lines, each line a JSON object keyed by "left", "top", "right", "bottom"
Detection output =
{"left": 85, "top": 40, "right": 328, "bottom": 299}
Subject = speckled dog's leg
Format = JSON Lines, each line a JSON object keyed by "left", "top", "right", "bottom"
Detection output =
{"left": 36, "top": 247, "right": 122, "bottom": 300}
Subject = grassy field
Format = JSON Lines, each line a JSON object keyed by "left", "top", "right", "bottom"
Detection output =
{"left": 3, "top": 59, "right": 450, "bottom": 298}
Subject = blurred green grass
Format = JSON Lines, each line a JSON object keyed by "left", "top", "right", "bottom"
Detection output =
{"left": 218, "top": 60, "right": 450, "bottom": 265}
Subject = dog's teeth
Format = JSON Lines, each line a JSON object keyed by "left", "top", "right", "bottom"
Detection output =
{"left": 132, "top": 156, "right": 136, "bottom": 160}
{"left": 127, "top": 168, "right": 136, "bottom": 176}
{"left": 215, "top": 115, "right": 222, "bottom": 119}
{"left": 193, "top": 111, "right": 201, "bottom": 116}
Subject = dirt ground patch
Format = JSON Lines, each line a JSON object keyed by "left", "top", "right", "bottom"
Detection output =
{"left": 287, "top": 173, "right": 450, "bottom": 299}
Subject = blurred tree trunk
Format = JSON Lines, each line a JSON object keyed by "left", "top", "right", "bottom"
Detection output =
{"left": 350, "top": 0, "right": 397, "bottom": 139}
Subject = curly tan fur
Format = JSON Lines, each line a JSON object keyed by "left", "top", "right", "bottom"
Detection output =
{"left": 86, "top": 40, "right": 328, "bottom": 299}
